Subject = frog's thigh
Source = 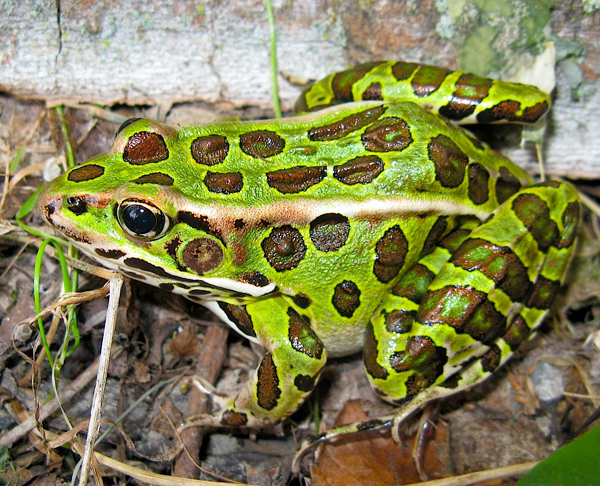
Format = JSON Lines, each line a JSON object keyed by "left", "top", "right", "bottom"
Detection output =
{"left": 364, "top": 181, "right": 579, "bottom": 407}
{"left": 209, "top": 297, "right": 327, "bottom": 427}
{"left": 363, "top": 242, "right": 456, "bottom": 405}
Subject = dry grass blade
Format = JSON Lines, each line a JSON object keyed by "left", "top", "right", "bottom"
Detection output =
{"left": 78, "top": 274, "right": 123, "bottom": 486}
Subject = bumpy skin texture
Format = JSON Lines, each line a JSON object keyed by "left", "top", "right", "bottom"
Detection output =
{"left": 37, "top": 61, "right": 579, "bottom": 430}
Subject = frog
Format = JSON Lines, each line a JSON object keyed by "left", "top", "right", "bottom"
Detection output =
{"left": 36, "top": 61, "right": 579, "bottom": 456}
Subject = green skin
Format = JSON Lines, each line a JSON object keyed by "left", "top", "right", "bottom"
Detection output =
{"left": 37, "top": 61, "right": 579, "bottom": 447}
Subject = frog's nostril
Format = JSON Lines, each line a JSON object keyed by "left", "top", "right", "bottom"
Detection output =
{"left": 65, "top": 196, "right": 89, "bottom": 215}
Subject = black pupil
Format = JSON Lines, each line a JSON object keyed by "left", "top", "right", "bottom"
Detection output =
{"left": 122, "top": 204, "right": 157, "bottom": 235}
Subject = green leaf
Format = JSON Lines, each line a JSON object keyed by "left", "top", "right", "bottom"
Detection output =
{"left": 517, "top": 424, "right": 600, "bottom": 486}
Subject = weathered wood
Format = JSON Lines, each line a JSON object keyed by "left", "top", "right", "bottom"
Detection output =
{"left": 1, "top": 0, "right": 598, "bottom": 177}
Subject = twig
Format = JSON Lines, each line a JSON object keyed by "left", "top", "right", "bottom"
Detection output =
{"left": 172, "top": 325, "right": 229, "bottom": 478}
{"left": 78, "top": 274, "right": 124, "bottom": 486}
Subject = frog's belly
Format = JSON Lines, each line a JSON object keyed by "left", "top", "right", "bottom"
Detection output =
{"left": 314, "top": 318, "right": 367, "bottom": 358}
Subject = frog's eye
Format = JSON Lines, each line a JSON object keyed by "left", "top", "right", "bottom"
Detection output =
{"left": 117, "top": 200, "right": 168, "bottom": 239}
{"left": 115, "top": 118, "right": 143, "bottom": 137}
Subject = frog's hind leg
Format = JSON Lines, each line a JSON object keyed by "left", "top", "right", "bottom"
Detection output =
{"left": 365, "top": 180, "right": 579, "bottom": 437}
{"left": 182, "top": 296, "right": 327, "bottom": 429}
{"left": 362, "top": 219, "right": 476, "bottom": 417}
{"left": 293, "top": 182, "right": 579, "bottom": 473}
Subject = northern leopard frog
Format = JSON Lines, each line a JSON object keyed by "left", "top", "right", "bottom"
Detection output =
{"left": 37, "top": 61, "right": 579, "bottom": 452}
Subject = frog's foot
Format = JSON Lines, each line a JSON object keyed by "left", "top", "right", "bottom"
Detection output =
{"left": 291, "top": 414, "right": 394, "bottom": 473}
{"left": 178, "top": 376, "right": 249, "bottom": 428}
{"left": 291, "top": 397, "right": 437, "bottom": 473}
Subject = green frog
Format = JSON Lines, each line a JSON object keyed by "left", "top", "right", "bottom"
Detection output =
{"left": 37, "top": 61, "right": 579, "bottom": 450}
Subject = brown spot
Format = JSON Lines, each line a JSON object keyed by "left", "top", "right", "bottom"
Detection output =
{"left": 363, "top": 321, "right": 388, "bottom": 380}
{"left": 191, "top": 135, "right": 230, "bottom": 166}
{"left": 422, "top": 217, "right": 448, "bottom": 254}
{"left": 123, "top": 131, "right": 169, "bottom": 164}
{"left": 287, "top": 308, "right": 324, "bottom": 359}
{"left": 428, "top": 134, "right": 468, "bottom": 188}
{"left": 520, "top": 101, "right": 550, "bottom": 123}
{"left": 558, "top": 201, "right": 580, "bottom": 249}
{"left": 95, "top": 248, "right": 126, "bottom": 260}
{"left": 391, "top": 61, "right": 419, "bottom": 81}
{"left": 266, "top": 166, "right": 325, "bottom": 193}
{"left": 362, "top": 82, "right": 382, "bottom": 100}
{"left": 476, "top": 100, "right": 521, "bottom": 124}
{"left": 356, "top": 419, "right": 388, "bottom": 431}
{"left": 419, "top": 286, "right": 505, "bottom": 345}
{"left": 438, "top": 73, "right": 493, "bottom": 121}
{"left": 177, "top": 211, "right": 223, "bottom": 242}
{"left": 204, "top": 171, "right": 243, "bottom": 194}
{"left": 496, "top": 167, "right": 522, "bottom": 204}
{"left": 332, "top": 280, "right": 361, "bottom": 318}
{"left": 333, "top": 155, "right": 384, "bottom": 185}
{"left": 468, "top": 163, "right": 490, "bottom": 205}
{"left": 189, "top": 288, "right": 211, "bottom": 295}
{"left": 124, "top": 257, "right": 197, "bottom": 282}
{"left": 55, "top": 224, "right": 91, "bottom": 244}
{"left": 330, "top": 61, "right": 384, "bottom": 102}
{"left": 503, "top": 315, "right": 531, "bottom": 351}
{"left": 512, "top": 193, "right": 559, "bottom": 252}
{"left": 292, "top": 294, "right": 312, "bottom": 309}
{"left": 411, "top": 65, "right": 450, "bottom": 98}
{"left": 67, "top": 164, "right": 105, "bottom": 182}
{"left": 165, "top": 237, "right": 182, "bottom": 264}
{"left": 218, "top": 302, "right": 256, "bottom": 337}
{"left": 122, "top": 270, "right": 147, "bottom": 280}
{"left": 361, "top": 117, "right": 413, "bottom": 152}
{"left": 451, "top": 238, "right": 532, "bottom": 302}
{"left": 221, "top": 409, "right": 248, "bottom": 426}
{"left": 181, "top": 238, "right": 224, "bottom": 275}
{"left": 159, "top": 283, "right": 174, "bottom": 292}
{"left": 480, "top": 345, "right": 501, "bottom": 372}
{"left": 373, "top": 225, "right": 408, "bottom": 283}
{"left": 256, "top": 353, "right": 281, "bottom": 411}
{"left": 526, "top": 276, "right": 561, "bottom": 309}
{"left": 384, "top": 309, "right": 415, "bottom": 334}
{"left": 307, "top": 105, "right": 386, "bottom": 141}
{"left": 391, "top": 264, "right": 435, "bottom": 303}
{"left": 390, "top": 336, "right": 447, "bottom": 397}
{"left": 239, "top": 272, "right": 270, "bottom": 287}
{"left": 239, "top": 130, "right": 285, "bottom": 158}
{"left": 309, "top": 213, "right": 350, "bottom": 252}
{"left": 132, "top": 172, "right": 174, "bottom": 186}
{"left": 261, "top": 225, "right": 306, "bottom": 272}
{"left": 294, "top": 374, "right": 316, "bottom": 392}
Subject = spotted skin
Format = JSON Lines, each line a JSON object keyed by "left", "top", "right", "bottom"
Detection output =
{"left": 123, "top": 131, "right": 169, "bottom": 164}
{"left": 36, "top": 61, "right": 578, "bottom": 442}
{"left": 298, "top": 61, "right": 552, "bottom": 125}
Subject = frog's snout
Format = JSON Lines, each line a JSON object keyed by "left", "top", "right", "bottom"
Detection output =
{"left": 36, "top": 185, "right": 62, "bottom": 227}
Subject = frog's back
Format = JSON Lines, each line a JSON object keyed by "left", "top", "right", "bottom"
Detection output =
{"left": 78, "top": 101, "right": 532, "bottom": 227}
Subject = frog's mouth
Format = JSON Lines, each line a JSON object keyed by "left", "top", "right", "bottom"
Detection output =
{"left": 36, "top": 184, "right": 279, "bottom": 300}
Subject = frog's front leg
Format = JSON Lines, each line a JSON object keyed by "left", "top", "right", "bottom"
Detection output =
{"left": 183, "top": 296, "right": 327, "bottom": 428}
{"left": 366, "top": 181, "right": 579, "bottom": 435}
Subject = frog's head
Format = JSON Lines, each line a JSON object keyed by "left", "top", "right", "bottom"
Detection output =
{"left": 36, "top": 118, "right": 277, "bottom": 299}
